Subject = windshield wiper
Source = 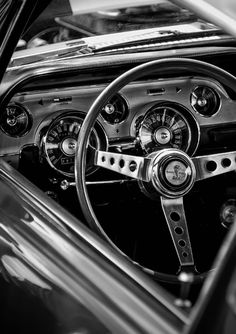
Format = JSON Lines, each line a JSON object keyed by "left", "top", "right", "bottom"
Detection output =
{"left": 10, "top": 40, "right": 93, "bottom": 68}
{"left": 9, "top": 26, "right": 226, "bottom": 69}
{"left": 89, "top": 28, "right": 224, "bottom": 52}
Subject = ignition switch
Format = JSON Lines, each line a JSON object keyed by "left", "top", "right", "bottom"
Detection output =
{"left": 220, "top": 199, "right": 236, "bottom": 229}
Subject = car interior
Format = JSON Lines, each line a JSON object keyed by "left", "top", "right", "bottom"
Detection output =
{"left": 2, "top": 0, "right": 236, "bottom": 333}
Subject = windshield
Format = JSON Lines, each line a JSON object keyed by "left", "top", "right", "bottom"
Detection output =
{"left": 57, "top": 4, "right": 198, "bottom": 36}
{"left": 20, "top": 0, "right": 220, "bottom": 50}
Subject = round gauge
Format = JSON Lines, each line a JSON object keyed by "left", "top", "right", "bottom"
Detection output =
{"left": 190, "top": 86, "right": 220, "bottom": 117}
{"left": 220, "top": 199, "right": 236, "bottom": 229}
{"left": 43, "top": 114, "right": 104, "bottom": 177}
{"left": 0, "top": 103, "right": 31, "bottom": 137}
{"left": 101, "top": 94, "right": 128, "bottom": 124}
{"left": 138, "top": 103, "right": 199, "bottom": 155}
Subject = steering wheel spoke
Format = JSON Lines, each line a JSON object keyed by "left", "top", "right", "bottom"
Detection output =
{"left": 95, "top": 150, "right": 151, "bottom": 181}
{"left": 193, "top": 151, "right": 236, "bottom": 181}
{"left": 161, "top": 197, "right": 195, "bottom": 269}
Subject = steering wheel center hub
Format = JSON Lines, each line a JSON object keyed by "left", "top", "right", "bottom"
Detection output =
{"left": 144, "top": 149, "right": 196, "bottom": 199}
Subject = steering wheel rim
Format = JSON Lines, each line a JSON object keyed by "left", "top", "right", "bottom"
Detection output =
{"left": 75, "top": 58, "right": 236, "bottom": 283}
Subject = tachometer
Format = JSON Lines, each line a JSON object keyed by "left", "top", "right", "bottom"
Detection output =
{"left": 137, "top": 103, "right": 199, "bottom": 155}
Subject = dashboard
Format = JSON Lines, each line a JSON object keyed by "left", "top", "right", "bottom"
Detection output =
{"left": 2, "top": 50, "right": 236, "bottom": 277}
{"left": 0, "top": 75, "right": 235, "bottom": 183}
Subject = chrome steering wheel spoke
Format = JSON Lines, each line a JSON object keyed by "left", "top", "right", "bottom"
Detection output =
{"left": 193, "top": 151, "right": 236, "bottom": 181}
{"left": 94, "top": 150, "right": 151, "bottom": 181}
{"left": 161, "top": 196, "right": 195, "bottom": 269}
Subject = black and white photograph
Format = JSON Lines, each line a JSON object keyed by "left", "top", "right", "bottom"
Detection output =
{"left": 0, "top": 0, "right": 236, "bottom": 333}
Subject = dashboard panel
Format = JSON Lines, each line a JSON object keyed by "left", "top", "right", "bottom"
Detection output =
{"left": 0, "top": 75, "right": 235, "bottom": 179}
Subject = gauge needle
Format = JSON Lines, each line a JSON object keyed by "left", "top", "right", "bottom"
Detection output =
{"left": 46, "top": 143, "right": 60, "bottom": 150}
{"left": 169, "top": 115, "right": 175, "bottom": 127}
{"left": 54, "top": 153, "right": 63, "bottom": 166}
{"left": 162, "top": 108, "right": 166, "bottom": 125}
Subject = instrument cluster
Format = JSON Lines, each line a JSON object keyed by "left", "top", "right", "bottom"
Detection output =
{"left": 0, "top": 76, "right": 231, "bottom": 180}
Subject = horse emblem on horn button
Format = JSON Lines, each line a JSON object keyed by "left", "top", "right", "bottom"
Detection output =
{"left": 165, "top": 160, "right": 189, "bottom": 186}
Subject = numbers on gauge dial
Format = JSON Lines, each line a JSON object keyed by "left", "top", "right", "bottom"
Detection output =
{"left": 138, "top": 105, "right": 191, "bottom": 153}
{"left": 44, "top": 117, "right": 82, "bottom": 177}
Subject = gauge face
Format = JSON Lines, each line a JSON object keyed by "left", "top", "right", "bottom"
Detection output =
{"left": 138, "top": 105, "right": 191, "bottom": 153}
{"left": 190, "top": 86, "right": 220, "bottom": 117}
{"left": 44, "top": 115, "right": 101, "bottom": 177}
{"left": 101, "top": 94, "right": 128, "bottom": 124}
{"left": 0, "top": 103, "right": 31, "bottom": 137}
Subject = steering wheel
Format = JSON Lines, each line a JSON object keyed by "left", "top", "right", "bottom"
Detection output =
{"left": 75, "top": 58, "right": 236, "bottom": 283}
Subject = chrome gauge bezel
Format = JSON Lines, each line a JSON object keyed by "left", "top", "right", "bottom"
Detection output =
{"left": 42, "top": 111, "right": 107, "bottom": 178}
{"left": 190, "top": 85, "right": 221, "bottom": 117}
{"left": 101, "top": 93, "right": 129, "bottom": 125}
{"left": 137, "top": 102, "right": 200, "bottom": 156}
{"left": 0, "top": 102, "right": 32, "bottom": 137}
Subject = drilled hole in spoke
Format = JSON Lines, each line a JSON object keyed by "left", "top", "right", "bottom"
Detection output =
{"left": 178, "top": 240, "right": 186, "bottom": 248}
{"left": 174, "top": 227, "right": 183, "bottom": 235}
{"left": 101, "top": 156, "right": 106, "bottom": 162}
{"left": 119, "top": 159, "right": 125, "bottom": 168}
{"left": 170, "top": 211, "right": 180, "bottom": 222}
{"left": 110, "top": 157, "right": 115, "bottom": 165}
{"left": 206, "top": 160, "right": 217, "bottom": 172}
{"left": 129, "top": 161, "right": 137, "bottom": 172}
{"left": 221, "top": 158, "right": 231, "bottom": 168}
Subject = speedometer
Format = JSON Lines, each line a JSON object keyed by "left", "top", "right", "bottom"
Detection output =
{"left": 138, "top": 103, "right": 199, "bottom": 155}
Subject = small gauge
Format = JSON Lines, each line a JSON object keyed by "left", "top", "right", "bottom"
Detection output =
{"left": 190, "top": 86, "right": 220, "bottom": 117}
{"left": 220, "top": 199, "right": 236, "bottom": 229}
{"left": 43, "top": 114, "right": 105, "bottom": 177}
{"left": 137, "top": 103, "right": 199, "bottom": 155}
{"left": 0, "top": 103, "right": 31, "bottom": 137}
{"left": 101, "top": 94, "right": 128, "bottom": 124}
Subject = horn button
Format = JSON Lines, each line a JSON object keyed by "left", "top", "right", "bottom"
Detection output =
{"left": 163, "top": 160, "right": 190, "bottom": 187}
{"left": 146, "top": 149, "right": 196, "bottom": 199}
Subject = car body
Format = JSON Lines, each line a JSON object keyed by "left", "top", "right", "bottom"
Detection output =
{"left": 1, "top": 0, "right": 236, "bottom": 333}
